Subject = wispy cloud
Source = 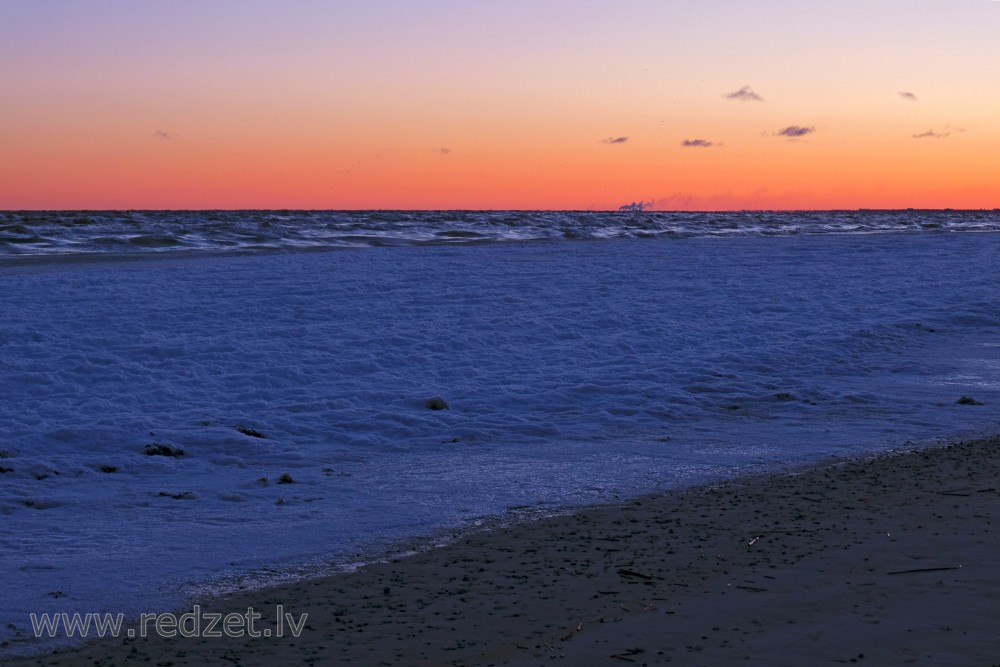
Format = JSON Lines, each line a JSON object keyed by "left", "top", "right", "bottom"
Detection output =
{"left": 650, "top": 190, "right": 771, "bottom": 211}
{"left": 912, "top": 125, "right": 964, "bottom": 139}
{"left": 725, "top": 85, "right": 765, "bottom": 102}
{"left": 681, "top": 139, "right": 715, "bottom": 148}
{"left": 898, "top": 91, "right": 918, "bottom": 101}
{"left": 774, "top": 125, "right": 815, "bottom": 138}
{"left": 432, "top": 147, "right": 451, "bottom": 155}
{"left": 152, "top": 130, "right": 176, "bottom": 140}
{"left": 601, "top": 136, "right": 629, "bottom": 144}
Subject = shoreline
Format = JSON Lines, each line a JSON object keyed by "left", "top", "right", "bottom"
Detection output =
{"left": 5, "top": 434, "right": 1000, "bottom": 666}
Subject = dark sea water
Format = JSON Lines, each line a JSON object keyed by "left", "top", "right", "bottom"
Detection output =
{"left": 2, "top": 209, "right": 999, "bottom": 258}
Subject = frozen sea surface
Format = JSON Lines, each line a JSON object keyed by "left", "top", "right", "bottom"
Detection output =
{"left": 1, "top": 226, "right": 1000, "bottom": 652}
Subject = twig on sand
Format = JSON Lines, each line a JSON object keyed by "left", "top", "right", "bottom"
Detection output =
{"left": 618, "top": 568, "right": 654, "bottom": 580}
{"left": 886, "top": 565, "right": 962, "bottom": 575}
{"left": 610, "top": 648, "right": 644, "bottom": 662}
{"left": 560, "top": 621, "right": 584, "bottom": 641}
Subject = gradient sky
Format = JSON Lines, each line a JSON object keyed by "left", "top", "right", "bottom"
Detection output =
{"left": 1, "top": 0, "right": 997, "bottom": 210}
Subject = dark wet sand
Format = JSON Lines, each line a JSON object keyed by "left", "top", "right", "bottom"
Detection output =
{"left": 5, "top": 436, "right": 1000, "bottom": 666}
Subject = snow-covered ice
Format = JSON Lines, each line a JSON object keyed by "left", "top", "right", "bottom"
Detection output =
{"left": 2, "top": 223, "right": 999, "bottom": 653}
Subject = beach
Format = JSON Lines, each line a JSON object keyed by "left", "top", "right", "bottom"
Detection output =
{"left": 6, "top": 434, "right": 998, "bottom": 666}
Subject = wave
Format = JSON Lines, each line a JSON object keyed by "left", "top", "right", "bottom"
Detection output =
{"left": 1, "top": 209, "right": 999, "bottom": 259}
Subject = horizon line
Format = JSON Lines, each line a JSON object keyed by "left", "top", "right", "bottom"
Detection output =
{"left": 4, "top": 207, "right": 999, "bottom": 214}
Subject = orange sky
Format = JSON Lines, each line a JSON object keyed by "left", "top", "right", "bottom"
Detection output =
{"left": 1, "top": 1, "right": 997, "bottom": 210}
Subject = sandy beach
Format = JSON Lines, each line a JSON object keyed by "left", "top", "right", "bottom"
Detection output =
{"left": 5, "top": 433, "right": 998, "bottom": 666}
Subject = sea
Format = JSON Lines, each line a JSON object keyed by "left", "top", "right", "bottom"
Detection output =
{"left": 2, "top": 209, "right": 999, "bottom": 654}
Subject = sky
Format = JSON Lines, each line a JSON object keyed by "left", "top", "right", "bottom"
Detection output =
{"left": 1, "top": 0, "right": 997, "bottom": 210}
